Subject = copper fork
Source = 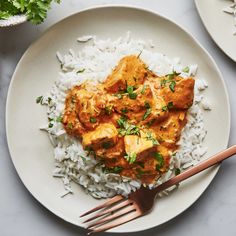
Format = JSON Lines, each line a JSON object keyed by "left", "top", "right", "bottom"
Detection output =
{"left": 80, "top": 145, "right": 236, "bottom": 234}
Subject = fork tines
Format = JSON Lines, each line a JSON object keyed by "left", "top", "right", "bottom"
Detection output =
{"left": 80, "top": 195, "right": 141, "bottom": 234}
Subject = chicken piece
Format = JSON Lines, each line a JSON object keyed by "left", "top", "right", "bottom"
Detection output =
{"left": 114, "top": 82, "right": 168, "bottom": 124}
{"left": 82, "top": 123, "right": 118, "bottom": 150}
{"left": 124, "top": 130, "right": 157, "bottom": 161}
{"left": 63, "top": 86, "right": 86, "bottom": 137}
{"left": 75, "top": 83, "right": 111, "bottom": 129}
{"left": 96, "top": 138, "right": 125, "bottom": 159}
{"left": 152, "top": 111, "right": 187, "bottom": 144}
{"left": 104, "top": 55, "right": 148, "bottom": 93}
{"left": 159, "top": 77, "right": 195, "bottom": 109}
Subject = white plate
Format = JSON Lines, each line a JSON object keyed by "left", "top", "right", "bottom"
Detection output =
{"left": 195, "top": 0, "right": 236, "bottom": 62}
{"left": 6, "top": 5, "right": 230, "bottom": 233}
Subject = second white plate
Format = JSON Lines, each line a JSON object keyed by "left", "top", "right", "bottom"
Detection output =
{"left": 195, "top": 0, "right": 236, "bottom": 62}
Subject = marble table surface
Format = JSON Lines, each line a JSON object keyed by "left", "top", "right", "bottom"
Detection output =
{"left": 1, "top": 0, "right": 236, "bottom": 235}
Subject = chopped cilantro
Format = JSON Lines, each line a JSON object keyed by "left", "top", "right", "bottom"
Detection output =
{"left": 154, "top": 152, "right": 164, "bottom": 170}
{"left": 117, "top": 117, "right": 140, "bottom": 136}
{"left": 162, "top": 102, "right": 174, "bottom": 112}
{"left": 182, "top": 66, "right": 190, "bottom": 73}
{"left": 129, "top": 92, "right": 137, "bottom": 99}
{"left": 124, "top": 152, "right": 137, "bottom": 164}
{"left": 175, "top": 168, "right": 181, "bottom": 176}
{"left": 169, "top": 80, "right": 176, "bottom": 92}
{"left": 121, "top": 107, "right": 128, "bottom": 114}
{"left": 48, "top": 123, "right": 53, "bottom": 128}
{"left": 90, "top": 117, "right": 97, "bottom": 123}
{"left": 167, "top": 71, "right": 180, "bottom": 80}
{"left": 142, "top": 108, "right": 151, "bottom": 120}
{"left": 103, "top": 166, "right": 123, "bottom": 174}
{"left": 146, "top": 132, "right": 159, "bottom": 145}
{"left": 67, "top": 123, "right": 73, "bottom": 129}
{"left": 105, "top": 105, "right": 113, "bottom": 115}
{"left": 36, "top": 96, "right": 43, "bottom": 104}
{"left": 56, "top": 115, "right": 63, "bottom": 122}
{"left": 77, "top": 68, "right": 85, "bottom": 73}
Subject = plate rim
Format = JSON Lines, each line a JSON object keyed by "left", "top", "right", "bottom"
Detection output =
{"left": 5, "top": 4, "right": 231, "bottom": 233}
{"left": 194, "top": 0, "right": 236, "bottom": 62}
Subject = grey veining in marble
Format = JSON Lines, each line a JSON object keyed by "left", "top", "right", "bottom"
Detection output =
{"left": 1, "top": 0, "right": 236, "bottom": 235}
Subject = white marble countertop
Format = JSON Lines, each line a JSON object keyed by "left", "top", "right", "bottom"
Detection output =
{"left": 1, "top": 0, "right": 236, "bottom": 235}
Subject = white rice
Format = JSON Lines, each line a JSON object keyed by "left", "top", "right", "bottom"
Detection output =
{"left": 40, "top": 32, "right": 210, "bottom": 199}
{"left": 223, "top": 0, "right": 236, "bottom": 35}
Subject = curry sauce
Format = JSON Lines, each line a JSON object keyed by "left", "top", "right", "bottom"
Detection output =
{"left": 62, "top": 55, "right": 195, "bottom": 183}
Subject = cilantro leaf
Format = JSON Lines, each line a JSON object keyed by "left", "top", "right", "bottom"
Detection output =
{"left": 0, "top": 0, "right": 60, "bottom": 24}
{"left": 124, "top": 152, "right": 137, "bottom": 164}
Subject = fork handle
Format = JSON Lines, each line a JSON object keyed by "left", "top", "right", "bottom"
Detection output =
{"left": 152, "top": 145, "right": 236, "bottom": 194}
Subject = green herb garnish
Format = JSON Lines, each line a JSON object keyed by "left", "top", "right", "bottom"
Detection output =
{"left": 146, "top": 132, "right": 159, "bottom": 145}
{"left": 0, "top": 0, "right": 61, "bottom": 24}
{"left": 154, "top": 152, "right": 164, "bottom": 170}
{"left": 167, "top": 71, "right": 180, "bottom": 80}
{"left": 175, "top": 168, "right": 181, "bottom": 176}
{"left": 124, "top": 152, "right": 137, "bottom": 164}
{"left": 103, "top": 166, "right": 123, "bottom": 174}
{"left": 162, "top": 102, "right": 174, "bottom": 112}
{"left": 182, "top": 66, "right": 189, "bottom": 73}
{"left": 142, "top": 103, "right": 152, "bottom": 120}
{"left": 121, "top": 107, "right": 128, "bottom": 114}
{"left": 56, "top": 115, "right": 63, "bottom": 122}
{"left": 90, "top": 117, "right": 97, "bottom": 123}
{"left": 126, "top": 85, "right": 137, "bottom": 99}
{"left": 105, "top": 105, "right": 113, "bottom": 115}
{"left": 36, "top": 96, "right": 43, "bottom": 104}
{"left": 77, "top": 68, "right": 85, "bottom": 73}
{"left": 67, "top": 123, "right": 73, "bottom": 129}
{"left": 48, "top": 123, "right": 53, "bottom": 128}
{"left": 169, "top": 80, "right": 176, "bottom": 92}
{"left": 117, "top": 117, "right": 140, "bottom": 136}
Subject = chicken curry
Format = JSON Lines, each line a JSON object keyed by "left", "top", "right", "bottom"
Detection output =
{"left": 62, "top": 55, "right": 195, "bottom": 183}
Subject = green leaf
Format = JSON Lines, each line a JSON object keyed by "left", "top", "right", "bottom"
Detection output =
{"left": 145, "top": 132, "right": 159, "bottom": 145}
{"left": 103, "top": 166, "right": 123, "bottom": 174}
{"left": 154, "top": 152, "right": 164, "bottom": 170}
{"left": 56, "top": 115, "right": 63, "bottom": 122}
{"left": 169, "top": 80, "right": 176, "bottom": 92}
{"left": 175, "top": 168, "right": 181, "bottom": 175}
{"left": 121, "top": 107, "right": 128, "bottom": 114}
{"left": 90, "top": 117, "right": 97, "bottom": 123}
{"left": 105, "top": 105, "right": 113, "bottom": 115}
{"left": 0, "top": 0, "right": 61, "bottom": 23}
{"left": 129, "top": 92, "right": 137, "bottom": 99}
{"left": 77, "top": 68, "right": 85, "bottom": 73}
{"left": 167, "top": 71, "right": 180, "bottom": 80}
{"left": 36, "top": 95, "right": 43, "bottom": 104}
{"left": 126, "top": 85, "right": 134, "bottom": 94}
{"left": 162, "top": 102, "right": 174, "bottom": 112}
{"left": 124, "top": 152, "right": 137, "bottom": 164}
{"left": 142, "top": 108, "right": 151, "bottom": 120}
{"left": 183, "top": 66, "right": 189, "bottom": 73}
{"left": 118, "top": 118, "right": 140, "bottom": 136}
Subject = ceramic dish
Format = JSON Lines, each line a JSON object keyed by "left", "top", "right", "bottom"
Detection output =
{"left": 6, "top": 5, "right": 230, "bottom": 233}
{"left": 0, "top": 14, "right": 27, "bottom": 27}
{"left": 195, "top": 0, "right": 236, "bottom": 62}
